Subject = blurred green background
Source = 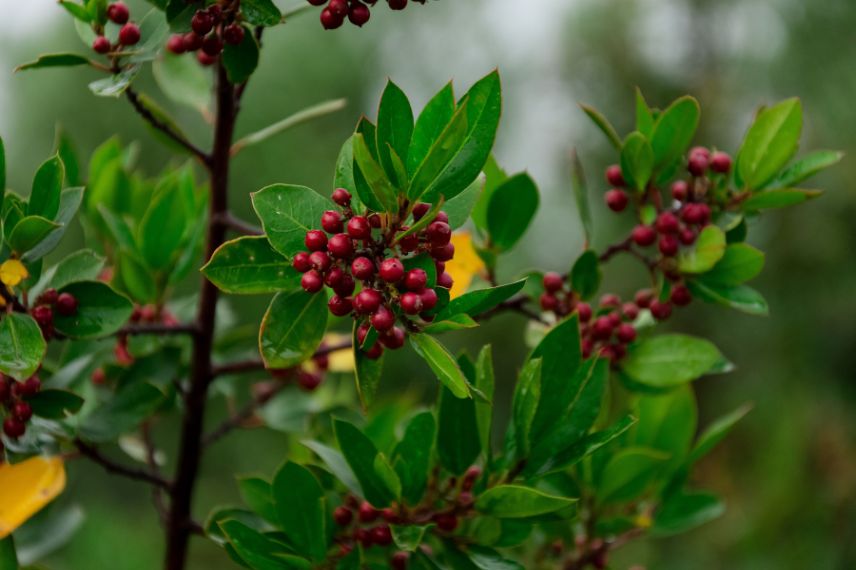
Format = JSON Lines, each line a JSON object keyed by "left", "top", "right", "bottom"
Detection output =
{"left": 1, "top": 0, "right": 854, "bottom": 568}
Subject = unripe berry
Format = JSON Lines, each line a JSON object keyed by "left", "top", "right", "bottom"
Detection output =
{"left": 577, "top": 302, "right": 592, "bottom": 323}
{"left": 655, "top": 211, "right": 680, "bottom": 234}
{"left": 301, "top": 270, "right": 324, "bottom": 293}
{"left": 107, "top": 2, "right": 130, "bottom": 25}
{"left": 631, "top": 225, "right": 656, "bottom": 247}
{"left": 431, "top": 243, "right": 455, "bottom": 262}
{"left": 222, "top": 23, "right": 245, "bottom": 45}
{"left": 426, "top": 221, "right": 452, "bottom": 246}
{"left": 591, "top": 316, "right": 614, "bottom": 341}
{"left": 3, "top": 417, "right": 25, "bottom": 439}
{"left": 420, "top": 288, "right": 438, "bottom": 311}
{"left": 605, "top": 164, "right": 625, "bottom": 187}
{"left": 380, "top": 327, "right": 405, "bottom": 349}
{"left": 351, "top": 257, "right": 375, "bottom": 280}
{"left": 605, "top": 189, "right": 629, "bottom": 212}
{"left": 616, "top": 323, "right": 637, "bottom": 343}
{"left": 388, "top": 0, "right": 408, "bottom": 10}
{"left": 333, "top": 506, "right": 353, "bottom": 526}
{"left": 321, "top": 210, "right": 343, "bottom": 233}
{"left": 201, "top": 35, "right": 224, "bottom": 56}
{"left": 297, "top": 371, "right": 322, "bottom": 391}
{"left": 348, "top": 1, "right": 371, "bottom": 26}
{"left": 293, "top": 252, "right": 312, "bottom": 273}
{"left": 710, "top": 151, "right": 732, "bottom": 173}
{"left": 434, "top": 513, "right": 458, "bottom": 532}
{"left": 327, "top": 234, "right": 354, "bottom": 258}
{"left": 659, "top": 234, "right": 679, "bottom": 257}
{"left": 400, "top": 292, "right": 423, "bottom": 315}
{"left": 649, "top": 299, "right": 672, "bottom": 320}
{"left": 404, "top": 269, "right": 427, "bottom": 291}
{"left": 191, "top": 10, "right": 215, "bottom": 36}
{"left": 183, "top": 32, "right": 203, "bottom": 51}
{"left": 371, "top": 305, "right": 395, "bottom": 331}
{"left": 305, "top": 230, "right": 328, "bottom": 251}
{"left": 542, "top": 272, "right": 564, "bottom": 293}
{"left": 333, "top": 274, "right": 356, "bottom": 297}
{"left": 412, "top": 202, "right": 431, "bottom": 221}
{"left": 328, "top": 295, "right": 353, "bottom": 317}
{"left": 379, "top": 258, "right": 405, "bottom": 283}
{"left": 371, "top": 525, "right": 393, "bottom": 546}
{"left": 354, "top": 289, "right": 382, "bottom": 314}
{"left": 437, "top": 272, "right": 453, "bottom": 289}
{"left": 347, "top": 216, "right": 371, "bottom": 239}
{"left": 309, "top": 251, "right": 332, "bottom": 272}
{"left": 118, "top": 23, "right": 141, "bottom": 46}
{"left": 331, "top": 188, "right": 351, "bottom": 206}
{"left": 358, "top": 501, "right": 378, "bottom": 523}
{"left": 56, "top": 293, "right": 78, "bottom": 316}
{"left": 93, "top": 36, "right": 112, "bottom": 54}
{"left": 671, "top": 180, "right": 689, "bottom": 201}
{"left": 670, "top": 284, "right": 692, "bottom": 306}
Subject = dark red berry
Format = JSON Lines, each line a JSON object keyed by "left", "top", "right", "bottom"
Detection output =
{"left": 301, "top": 271, "right": 324, "bottom": 293}
{"left": 679, "top": 228, "right": 697, "bottom": 245}
{"left": 222, "top": 23, "right": 245, "bottom": 45}
{"left": 332, "top": 188, "right": 351, "bottom": 206}
{"left": 305, "top": 230, "right": 328, "bottom": 251}
{"left": 655, "top": 211, "right": 680, "bottom": 234}
{"left": 671, "top": 284, "right": 692, "bottom": 306}
{"left": 351, "top": 257, "right": 375, "bottom": 280}
{"left": 434, "top": 212, "right": 449, "bottom": 224}
{"left": 388, "top": 0, "right": 407, "bottom": 10}
{"left": 12, "top": 401, "right": 33, "bottom": 422}
{"left": 437, "top": 272, "right": 453, "bottom": 289}
{"left": 329, "top": 0, "right": 349, "bottom": 15}
{"left": 688, "top": 152, "right": 709, "bottom": 176}
{"left": 434, "top": 513, "right": 458, "bottom": 532}
{"left": 354, "top": 527, "right": 373, "bottom": 548}
{"left": 690, "top": 146, "right": 711, "bottom": 160}
{"left": 333, "top": 506, "right": 353, "bottom": 526}
{"left": 607, "top": 311, "right": 621, "bottom": 327}
{"left": 166, "top": 34, "right": 185, "bottom": 54}
{"left": 320, "top": 8, "right": 343, "bottom": 28}
{"left": 649, "top": 299, "right": 672, "bottom": 321}
{"left": 371, "top": 525, "right": 393, "bottom": 546}
{"left": 22, "top": 377, "right": 41, "bottom": 396}
{"left": 308, "top": 0, "right": 327, "bottom": 5}
{"left": 379, "top": 258, "right": 405, "bottom": 283}
{"left": 671, "top": 180, "right": 689, "bottom": 201}
{"left": 183, "top": 32, "right": 203, "bottom": 51}
{"left": 635, "top": 289, "right": 654, "bottom": 308}
{"left": 325, "top": 266, "right": 346, "bottom": 288}
{"left": 197, "top": 50, "right": 217, "bottom": 65}
{"left": 420, "top": 288, "right": 438, "bottom": 311}
{"left": 400, "top": 292, "right": 423, "bottom": 315}
{"left": 397, "top": 228, "right": 420, "bottom": 252}
{"left": 379, "top": 327, "right": 405, "bottom": 349}
{"left": 38, "top": 288, "right": 59, "bottom": 306}
{"left": 622, "top": 303, "right": 639, "bottom": 320}
{"left": 431, "top": 243, "right": 455, "bottom": 262}
{"left": 321, "top": 210, "right": 343, "bottom": 233}
{"left": 93, "top": 36, "right": 112, "bottom": 54}
{"left": 412, "top": 203, "right": 431, "bottom": 221}
{"left": 577, "top": 302, "right": 592, "bottom": 323}
{"left": 32, "top": 305, "right": 53, "bottom": 328}
{"left": 56, "top": 293, "right": 78, "bottom": 316}
{"left": 591, "top": 316, "right": 614, "bottom": 340}
{"left": 368, "top": 213, "right": 382, "bottom": 228}
{"left": 616, "top": 323, "right": 637, "bottom": 343}
{"left": 293, "top": 252, "right": 312, "bottom": 273}
{"left": 191, "top": 10, "right": 215, "bottom": 35}
{"left": 3, "top": 417, "right": 25, "bottom": 439}
{"left": 540, "top": 293, "right": 558, "bottom": 312}
{"left": 358, "top": 501, "right": 378, "bottom": 523}
{"left": 391, "top": 552, "right": 410, "bottom": 570}
{"left": 118, "top": 23, "right": 141, "bottom": 46}
{"left": 631, "top": 225, "right": 656, "bottom": 247}
{"left": 333, "top": 274, "right": 356, "bottom": 297}
{"left": 371, "top": 306, "right": 395, "bottom": 331}
{"left": 328, "top": 295, "right": 353, "bottom": 317}
{"left": 426, "top": 221, "right": 452, "bottom": 246}
{"left": 659, "top": 234, "right": 679, "bottom": 257}
{"left": 348, "top": 1, "right": 371, "bottom": 26}
{"left": 297, "top": 371, "right": 322, "bottom": 391}
{"left": 710, "top": 151, "right": 732, "bottom": 173}
{"left": 201, "top": 35, "right": 224, "bottom": 56}
{"left": 107, "top": 2, "right": 130, "bottom": 24}
{"left": 404, "top": 269, "right": 427, "bottom": 291}
{"left": 327, "top": 234, "right": 354, "bottom": 258}
{"left": 364, "top": 342, "right": 383, "bottom": 359}
{"left": 0, "top": 378, "right": 10, "bottom": 402}
{"left": 91, "top": 368, "right": 107, "bottom": 385}
{"left": 605, "top": 189, "right": 629, "bottom": 212}
{"left": 543, "top": 272, "right": 564, "bottom": 293}
{"left": 600, "top": 294, "right": 621, "bottom": 308}
{"left": 606, "top": 164, "right": 625, "bottom": 187}
{"left": 309, "top": 251, "right": 332, "bottom": 272}
{"left": 354, "top": 289, "right": 382, "bottom": 314}
{"left": 347, "top": 216, "right": 371, "bottom": 239}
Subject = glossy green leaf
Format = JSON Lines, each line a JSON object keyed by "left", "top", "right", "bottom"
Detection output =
{"left": 687, "top": 279, "right": 769, "bottom": 316}
{"left": 139, "top": 183, "right": 186, "bottom": 270}
{"left": 23, "top": 187, "right": 83, "bottom": 262}
{"left": 8, "top": 216, "right": 61, "bottom": 255}
{"left": 333, "top": 419, "right": 399, "bottom": 507}
{"left": 737, "top": 98, "right": 803, "bottom": 189}
{"left": 741, "top": 188, "right": 821, "bottom": 210}
{"left": 485, "top": 173, "right": 539, "bottom": 252}
{"left": 476, "top": 485, "right": 574, "bottom": 519}
{"left": 407, "top": 83, "right": 455, "bottom": 175}
{"left": 272, "top": 462, "right": 327, "bottom": 561}
{"left": 241, "top": 0, "right": 282, "bottom": 26}
{"left": 651, "top": 491, "right": 725, "bottom": 537}
{"left": 26, "top": 389, "right": 84, "bottom": 419}
{"left": 437, "top": 381, "right": 480, "bottom": 476}
{"left": 764, "top": 150, "right": 843, "bottom": 189}
{"left": 635, "top": 88, "right": 654, "bottom": 137}
{"left": 44, "top": 249, "right": 105, "bottom": 292}
{"left": 474, "top": 345, "right": 495, "bottom": 457}
{"left": 202, "top": 236, "right": 300, "bottom": 295}
{"left": 688, "top": 403, "right": 752, "bottom": 464}
{"left": 59, "top": 1, "right": 93, "bottom": 21}
{"left": 352, "top": 133, "right": 398, "bottom": 213}
{"left": 79, "top": 382, "right": 166, "bottom": 442}
{"left": 677, "top": 225, "right": 726, "bottom": 273}
{"left": 391, "top": 524, "right": 432, "bottom": 552}
{"left": 259, "top": 291, "right": 327, "bottom": 369}
{"left": 529, "top": 315, "right": 582, "bottom": 442}
{"left": 570, "top": 250, "right": 600, "bottom": 300}
{"left": 222, "top": 26, "right": 259, "bottom": 84}
{"left": 219, "top": 520, "right": 310, "bottom": 570}
{"left": 53, "top": 281, "right": 133, "bottom": 339}
{"left": 633, "top": 385, "right": 697, "bottom": 472}
{"left": 570, "top": 149, "right": 593, "bottom": 246}
{"left": 89, "top": 66, "right": 140, "bottom": 97}
{"left": 0, "top": 313, "right": 46, "bottom": 381}
{"left": 393, "top": 411, "right": 436, "bottom": 504}
{"left": 597, "top": 447, "right": 670, "bottom": 504}
{"left": 237, "top": 476, "right": 277, "bottom": 523}
{"left": 650, "top": 96, "right": 700, "bottom": 169}
{"left": 421, "top": 313, "right": 478, "bottom": 334}
{"left": 301, "top": 440, "right": 361, "bottom": 498}
{"left": 702, "top": 244, "right": 764, "bottom": 286}
{"left": 622, "top": 334, "right": 723, "bottom": 388}
{"left": 117, "top": 252, "right": 158, "bottom": 304}
{"left": 437, "top": 278, "right": 526, "bottom": 320}
{"left": 511, "top": 358, "right": 541, "bottom": 456}
{"left": 580, "top": 103, "right": 621, "bottom": 149}
{"left": 28, "top": 154, "right": 64, "bottom": 220}
{"left": 353, "top": 322, "right": 384, "bottom": 409}
{"left": 620, "top": 131, "right": 654, "bottom": 191}
{"left": 409, "top": 333, "right": 470, "bottom": 398}
{"left": 15, "top": 53, "right": 92, "bottom": 72}
{"left": 251, "top": 184, "right": 332, "bottom": 258}
{"left": 376, "top": 80, "right": 414, "bottom": 187}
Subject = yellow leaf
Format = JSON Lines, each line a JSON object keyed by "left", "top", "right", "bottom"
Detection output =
{"left": 323, "top": 333, "right": 355, "bottom": 373}
{"left": 443, "top": 231, "right": 485, "bottom": 299}
{"left": 0, "top": 456, "right": 66, "bottom": 538}
{"left": 0, "top": 259, "right": 28, "bottom": 288}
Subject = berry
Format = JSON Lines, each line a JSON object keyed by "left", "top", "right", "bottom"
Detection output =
{"left": 166, "top": 34, "right": 186, "bottom": 54}
{"left": 368, "top": 213, "right": 382, "bottom": 228}
{"left": 324, "top": 266, "right": 346, "bottom": 288}
{"left": 659, "top": 234, "right": 679, "bottom": 257}
{"left": 540, "top": 293, "right": 558, "bottom": 311}
{"left": 332, "top": 188, "right": 351, "bottom": 206}
{"left": 458, "top": 491, "right": 475, "bottom": 507}
{"left": 437, "top": 272, "right": 453, "bottom": 289}
{"left": 3, "top": 417, "right": 25, "bottom": 439}
{"left": 631, "top": 225, "right": 656, "bottom": 246}
{"left": 655, "top": 211, "right": 680, "bottom": 234}
{"left": 434, "top": 513, "right": 458, "bottom": 532}
{"left": 404, "top": 269, "right": 427, "bottom": 291}
{"left": 354, "top": 527, "right": 372, "bottom": 548}
{"left": 577, "top": 302, "right": 592, "bottom": 323}
{"left": 606, "top": 164, "right": 625, "bottom": 187}
{"left": 320, "top": 8, "right": 344, "bottom": 30}
{"left": 107, "top": 2, "right": 130, "bottom": 24}
{"left": 635, "top": 289, "right": 654, "bottom": 308}
{"left": 347, "top": 216, "right": 371, "bottom": 239}
{"left": 309, "top": 251, "right": 332, "bottom": 272}
{"left": 12, "top": 402, "right": 33, "bottom": 422}
{"left": 400, "top": 292, "right": 423, "bottom": 315}
{"left": 371, "top": 525, "right": 393, "bottom": 546}
{"left": 607, "top": 311, "right": 621, "bottom": 327}
{"left": 354, "top": 289, "right": 382, "bottom": 314}
{"left": 420, "top": 288, "right": 438, "bottom": 311}
{"left": 38, "top": 288, "right": 58, "bottom": 306}
{"left": 328, "top": 295, "right": 353, "bottom": 317}
{"left": 371, "top": 306, "right": 396, "bottom": 331}
{"left": 671, "top": 180, "right": 689, "bottom": 201}
{"left": 391, "top": 552, "right": 410, "bottom": 570}
{"left": 671, "top": 284, "right": 692, "bottom": 306}
{"left": 297, "top": 371, "right": 322, "bottom": 391}
{"left": 364, "top": 342, "right": 383, "bottom": 359}
{"left": 333, "top": 274, "right": 356, "bottom": 297}
{"left": 351, "top": 257, "right": 375, "bottom": 280}
{"left": 379, "top": 258, "right": 405, "bottom": 283}
{"left": 327, "top": 234, "right": 353, "bottom": 258}
{"left": 321, "top": 210, "right": 343, "bottom": 233}
{"left": 191, "top": 11, "right": 215, "bottom": 35}
{"left": 679, "top": 228, "right": 697, "bottom": 245}
{"left": 434, "top": 212, "right": 449, "bottom": 224}
{"left": 301, "top": 271, "right": 324, "bottom": 293}
{"left": 197, "top": 50, "right": 218, "bottom": 65}
{"left": 412, "top": 203, "right": 431, "bottom": 221}
{"left": 305, "top": 230, "right": 328, "bottom": 251}
{"left": 600, "top": 294, "right": 621, "bottom": 308}
{"left": 380, "top": 327, "right": 405, "bottom": 349}
{"left": 710, "top": 151, "right": 732, "bottom": 173}
{"left": 605, "top": 189, "right": 629, "bottom": 212}
{"left": 333, "top": 506, "right": 353, "bottom": 526}
{"left": 591, "top": 316, "right": 614, "bottom": 340}
{"left": 32, "top": 305, "right": 53, "bottom": 328}
{"left": 92, "top": 368, "right": 107, "bottom": 385}
{"left": 329, "top": 0, "right": 349, "bottom": 16}
{"left": 358, "top": 502, "right": 378, "bottom": 523}
{"left": 222, "top": 24, "right": 245, "bottom": 45}
{"left": 397, "top": 229, "right": 420, "bottom": 252}
{"left": 56, "top": 293, "right": 78, "bottom": 316}
{"left": 201, "top": 35, "right": 224, "bottom": 56}
{"left": 622, "top": 303, "right": 639, "bottom": 320}
{"left": 183, "top": 32, "right": 203, "bottom": 51}
{"left": 690, "top": 146, "right": 711, "bottom": 160}
{"left": 431, "top": 243, "right": 455, "bottom": 262}
{"left": 388, "top": 0, "right": 408, "bottom": 10}
{"left": 0, "top": 379, "right": 9, "bottom": 403}
{"left": 543, "top": 272, "right": 564, "bottom": 293}
{"left": 348, "top": 2, "right": 371, "bottom": 26}
{"left": 293, "top": 252, "right": 312, "bottom": 273}
{"left": 23, "top": 377, "right": 41, "bottom": 396}
{"left": 688, "top": 152, "right": 709, "bottom": 176}
{"left": 616, "top": 323, "right": 637, "bottom": 343}
{"left": 426, "top": 221, "right": 452, "bottom": 246}
{"left": 93, "top": 36, "right": 112, "bottom": 54}
{"left": 118, "top": 23, "right": 141, "bottom": 46}
{"left": 649, "top": 300, "right": 672, "bottom": 320}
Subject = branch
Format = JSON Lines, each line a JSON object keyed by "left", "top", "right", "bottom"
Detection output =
{"left": 213, "top": 212, "right": 263, "bottom": 236}
{"left": 125, "top": 88, "right": 209, "bottom": 164}
{"left": 74, "top": 439, "right": 172, "bottom": 491}
{"left": 202, "top": 381, "right": 288, "bottom": 447}
{"left": 598, "top": 236, "right": 633, "bottom": 263}
{"left": 474, "top": 294, "right": 548, "bottom": 325}
{"left": 211, "top": 339, "right": 353, "bottom": 377}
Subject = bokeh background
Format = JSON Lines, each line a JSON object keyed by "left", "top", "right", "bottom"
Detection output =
{"left": 1, "top": 0, "right": 855, "bottom": 568}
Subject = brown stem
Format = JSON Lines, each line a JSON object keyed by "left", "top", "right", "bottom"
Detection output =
{"left": 163, "top": 64, "right": 236, "bottom": 570}
{"left": 74, "top": 439, "right": 172, "bottom": 490}
{"left": 202, "top": 380, "right": 289, "bottom": 447}
{"left": 213, "top": 212, "right": 263, "bottom": 236}
{"left": 125, "top": 87, "right": 209, "bottom": 164}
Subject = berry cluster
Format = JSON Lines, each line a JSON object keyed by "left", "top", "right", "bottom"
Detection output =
{"left": 30, "top": 289, "right": 79, "bottom": 340}
{"left": 91, "top": 2, "right": 141, "bottom": 54}
{"left": 0, "top": 374, "right": 41, "bottom": 450}
{"left": 294, "top": 188, "right": 454, "bottom": 360}
{"left": 164, "top": 2, "right": 246, "bottom": 66}
{"left": 332, "top": 465, "right": 481, "bottom": 568}
{"left": 309, "top": 0, "right": 429, "bottom": 30}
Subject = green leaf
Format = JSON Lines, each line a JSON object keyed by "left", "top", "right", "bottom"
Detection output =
{"left": 409, "top": 334, "right": 470, "bottom": 398}
{"left": 202, "top": 236, "right": 300, "bottom": 295}
{"left": 394, "top": 199, "right": 445, "bottom": 244}
{"left": 334, "top": 419, "right": 399, "bottom": 507}
{"left": 26, "top": 389, "right": 84, "bottom": 419}
{"left": 45, "top": 250, "right": 105, "bottom": 292}
{"left": 579, "top": 103, "right": 621, "bottom": 150}
{"left": 764, "top": 150, "right": 843, "bottom": 189}
{"left": 677, "top": 225, "right": 726, "bottom": 273}
{"left": 219, "top": 520, "right": 310, "bottom": 570}
{"left": 353, "top": 322, "right": 384, "bottom": 408}
{"left": 570, "top": 149, "right": 593, "bottom": 246}
{"left": 89, "top": 65, "right": 140, "bottom": 97}
{"left": 421, "top": 313, "right": 478, "bottom": 334}
{"left": 570, "top": 250, "right": 600, "bottom": 300}
{"left": 470, "top": 155, "right": 508, "bottom": 232}
{"left": 0, "top": 537, "right": 17, "bottom": 570}
{"left": 621, "top": 334, "right": 723, "bottom": 388}
{"left": 635, "top": 88, "right": 654, "bottom": 137}
{"left": 259, "top": 291, "right": 327, "bottom": 369}
{"left": 29, "top": 154, "right": 64, "bottom": 220}
{"left": 301, "top": 440, "right": 361, "bottom": 498}
{"left": 54, "top": 126, "right": 80, "bottom": 187}
{"left": 117, "top": 252, "right": 158, "bottom": 304}
{"left": 222, "top": 26, "right": 259, "bottom": 84}
{"left": 511, "top": 358, "right": 541, "bottom": 456}
{"left": 407, "top": 83, "right": 455, "bottom": 175}
{"left": 23, "top": 187, "right": 82, "bottom": 263}
{"left": 687, "top": 279, "right": 769, "bottom": 316}
{"left": 0, "top": 136, "right": 5, "bottom": 205}
{"left": 139, "top": 180, "right": 187, "bottom": 270}
{"left": 393, "top": 411, "right": 436, "bottom": 504}
{"left": 59, "top": 1, "right": 93, "bottom": 21}
{"left": 650, "top": 96, "right": 700, "bottom": 169}
{"left": 251, "top": 184, "right": 332, "bottom": 258}
{"left": 352, "top": 133, "right": 398, "bottom": 213}
{"left": 79, "top": 382, "right": 166, "bottom": 442}
{"left": 633, "top": 385, "right": 697, "bottom": 472}
{"left": 597, "top": 447, "right": 670, "bottom": 504}
{"left": 391, "top": 524, "right": 432, "bottom": 553}
{"left": 241, "top": 0, "right": 282, "bottom": 26}
{"left": 438, "top": 279, "right": 526, "bottom": 320}
{"left": 651, "top": 491, "right": 725, "bottom": 537}
{"left": 0, "top": 313, "right": 46, "bottom": 381}
{"left": 376, "top": 80, "right": 414, "bottom": 187}
{"left": 153, "top": 52, "right": 212, "bottom": 113}
{"left": 737, "top": 98, "right": 803, "bottom": 189}
{"left": 437, "top": 382, "right": 480, "bottom": 476}
{"left": 620, "top": 132, "right": 654, "bottom": 191}
{"left": 485, "top": 173, "right": 539, "bottom": 252}
{"left": 15, "top": 53, "right": 92, "bottom": 72}
{"left": 53, "top": 281, "right": 134, "bottom": 339}
{"left": 702, "top": 243, "right": 764, "bottom": 286}
{"left": 741, "top": 188, "right": 821, "bottom": 210}
{"left": 233, "top": 99, "right": 347, "bottom": 154}
{"left": 237, "top": 476, "right": 277, "bottom": 523}
{"left": 272, "top": 462, "right": 327, "bottom": 561}
{"left": 8, "top": 216, "right": 61, "bottom": 254}
{"left": 474, "top": 346, "right": 495, "bottom": 458}
{"left": 459, "top": 546, "right": 525, "bottom": 570}
{"left": 688, "top": 403, "right": 752, "bottom": 464}
{"left": 476, "top": 485, "right": 575, "bottom": 519}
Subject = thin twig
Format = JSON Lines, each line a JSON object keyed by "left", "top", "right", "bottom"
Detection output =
{"left": 74, "top": 439, "right": 172, "bottom": 491}
{"left": 202, "top": 381, "right": 288, "bottom": 447}
{"left": 598, "top": 236, "right": 633, "bottom": 263}
{"left": 125, "top": 88, "right": 209, "bottom": 164}
{"left": 142, "top": 423, "right": 169, "bottom": 524}
{"left": 211, "top": 339, "right": 353, "bottom": 377}
{"left": 214, "top": 212, "right": 263, "bottom": 236}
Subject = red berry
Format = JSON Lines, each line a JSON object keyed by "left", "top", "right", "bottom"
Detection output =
{"left": 364, "top": 342, "right": 383, "bottom": 359}
{"left": 420, "top": 288, "right": 438, "bottom": 311}
{"left": 354, "top": 289, "right": 382, "bottom": 314}
{"left": 305, "top": 230, "right": 328, "bottom": 251}
{"left": 671, "top": 180, "right": 689, "bottom": 201}
{"left": 431, "top": 243, "right": 455, "bottom": 262}
{"left": 605, "top": 189, "right": 629, "bottom": 212}
{"left": 690, "top": 146, "right": 711, "bottom": 160}
{"left": 368, "top": 213, "right": 382, "bottom": 228}
{"left": 348, "top": 1, "right": 371, "bottom": 26}
{"left": 635, "top": 289, "right": 654, "bottom": 308}
{"left": 107, "top": 2, "right": 130, "bottom": 24}
{"left": 3, "top": 417, "right": 25, "bottom": 439}
{"left": 437, "top": 272, "right": 453, "bottom": 289}
{"left": 91, "top": 368, "right": 107, "bottom": 385}
{"left": 607, "top": 311, "right": 621, "bottom": 327}
{"left": 333, "top": 274, "right": 356, "bottom": 297}
{"left": 358, "top": 501, "right": 378, "bottom": 523}
{"left": 671, "top": 284, "right": 692, "bottom": 306}
{"left": 321, "top": 210, "right": 343, "bottom": 233}
{"left": 93, "top": 36, "right": 112, "bottom": 54}
{"left": 600, "top": 294, "right": 621, "bottom": 308}
{"left": 183, "top": 32, "right": 203, "bottom": 51}
{"left": 463, "top": 465, "right": 482, "bottom": 489}
{"left": 301, "top": 271, "right": 324, "bottom": 293}
{"left": 356, "top": 323, "right": 371, "bottom": 346}
{"left": 293, "top": 252, "right": 312, "bottom": 273}
{"left": 327, "top": 234, "right": 354, "bottom": 258}
{"left": 688, "top": 152, "right": 709, "bottom": 176}
{"left": 197, "top": 50, "right": 218, "bottom": 65}
{"left": 56, "top": 293, "right": 78, "bottom": 316}
{"left": 426, "top": 222, "right": 452, "bottom": 246}
{"left": 12, "top": 402, "right": 33, "bottom": 422}
{"left": 333, "top": 506, "right": 353, "bottom": 526}
{"left": 0, "top": 378, "right": 10, "bottom": 402}
{"left": 679, "top": 228, "right": 697, "bottom": 245}
{"left": 191, "top": 10, "right": 215, "bottom": 35}
{"left": 351, "top": 257, "right": 375, "bottom": 280}
{"left": 297, "top": 371, "right": 322, "bottom": 391}
{"left": 655, "top": 211, "right": 680, "bottom": 234}
{"left": 308, "top": 0, "right": 327, "bottom": 4}
{"left": 379, "top": 327, "right": 405, "bottom": 349}
{"left": 622, "top": 303, "right": 639, "bottom": 320}
{"left": 659, "top": 234, "right": 679, "bottom": 257}
{"left": 329, "top": 0, "right": 349, "bottom": 15}
{"left": 388, "top": 0, "right": 408, "bottom": 10}
{"left": 328, "top": 295, "right": 353, "bottom": 317}
{"left": 542, "top": 272, "right": 564, "bottom": 293}
{"left": 32, "top": 305, "right": 53, "bottom": 328}
{"left": 391, "top": 552, "right": 410, "bottom": 570}
{"left": 332, "top": 188, "right": 351, "bottom": 206}
{"left": 166, "top": 34, "right": 185, "bottom": 54}
{"left": 371, "top": 306, "right": 396, "bottom": 331}
{"left": 309, "top": 251, "right": 331, "bottom": 272}
{"left": 404, "top": 269, "right": 427, "bottom": 292}
{"left": 710, "top": 152, "right": 732, "bottom": 173}
{"left": 222, "top": 23, "right": 245, "bottom": 45}
{"left": 434, "top": 212, "right": 449, "bottom": 224}
{"left": 616, "top": 323, "right": 636, "bottom": 343}
{"left": 321, "top": 7, "right": 344, "bottom": 29}
{"left": 605, "top": 164, "right": 625, "bottom": 187}
{"left": 631, "top": 225, "right": 656, "bottom": 247}
{"left": 371, "top": 525, "right": 393, "bottom": 546}
{"left": 38, "top": 288, "right": 59, "bottom": 306}
{"left": 118, "top": 23, "right": 141, "bottom": 46}
{"left": 400, "top": 292, "right": 423, "bottom": 315}
{"left": 412, "top": 203, "right": 431, "bottom": 221}
{"left": 540, "top": 293, "right": 558, "bottom": 312}
{"left": 435, "top": 261, "right": 446, "bottom": 274}
{"left": 649, "top": 300, "right": 672, "bottom": 320}
{"left": 354, "top": 527, "right": 373, "bottom": 548}
{"left": 23, "top": 377, "right": 41, "bottom": 396}
{"left": 201, "top": 35, "right": 224, "bottom": 56}
{"left": 324, "top": 266, "right": 346, "bottom": 288}
{"left": 379, "top": 258, "right": 405, "bottom": 283}
{"left": 397, "top": 228, "right": 420, "bottom": 252}
{"left": 591, "top": 316, "right": 614, "bottom": 340}
{"left": 434, "top": 513, "right": 458, "bottom": 532}
{"left": 347, "top": 216, "right": 371, "bottom": 239}
{"left": 577, "top": 302, "right": 592, "bottom": 323}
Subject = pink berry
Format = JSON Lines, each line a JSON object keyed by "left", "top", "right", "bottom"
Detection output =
{"left": 655, "top": 211, "right": 680, "bottom": 234}
{"left": 671, "top": 180, "right": 689, "bottom": 201}
{"left": 631, "top": 225, "right": 656, "bottom": 246}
